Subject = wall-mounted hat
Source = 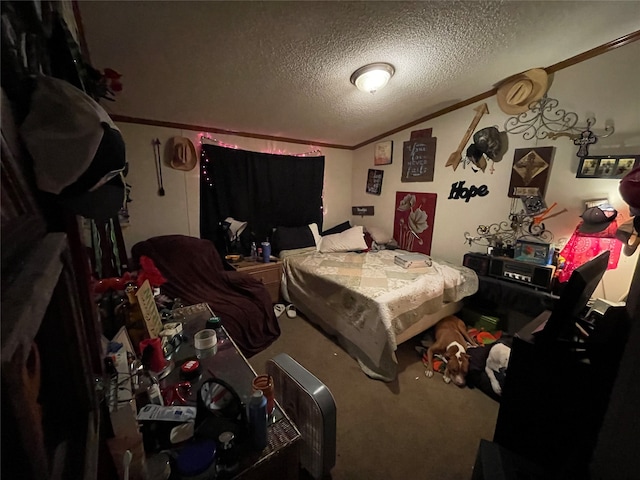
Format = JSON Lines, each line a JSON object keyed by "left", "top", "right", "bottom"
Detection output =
{"left": 578, "top": 204, "right": 618, "bottom": 234}
{"left": 19, "top": 75, "right": 127, "bottom": 221}
{"left": 496, "top": 68, "right": 549, "bottom": 115}
{"left": 170, "top": 137, "right": 197, "bottom": 171}
{"left": 473, "top": 126, "right": 509, "bottom": 162}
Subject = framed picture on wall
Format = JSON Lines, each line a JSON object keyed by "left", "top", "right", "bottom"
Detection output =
{"left": 508, "top": 147, "right": 554, "bottom": 198}
{"left": 577, "top": 155, "right": 639, "bottom": 179}
{"left": 366, "top": 169, "right": 384, "bottom": 195}
{"left": 402, "top": 137, "right": 437, "bottom": 182}
{"left": 374, "top": 141, "right": 393, "bottom": 165}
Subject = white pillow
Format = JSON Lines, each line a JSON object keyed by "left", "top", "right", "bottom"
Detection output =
{"left": 319, "top": 225, "right": 368, "bottom": 253}
{"left": 308, "top": 223, "right": 322, "bottom": 250}
{"left": 365, "top": 226, "right": 393, "bottom": 244}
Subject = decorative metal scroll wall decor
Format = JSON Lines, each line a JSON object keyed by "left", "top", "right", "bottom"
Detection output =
{"left": 503, "top": 96, "right": 614, "bottom": 157}
{"left": 464, "top": 197, "right": 555, "bottom": 248}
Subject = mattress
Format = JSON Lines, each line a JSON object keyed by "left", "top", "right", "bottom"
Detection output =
{"left": 280, "top": 248, "right": 479, "bottom": 381}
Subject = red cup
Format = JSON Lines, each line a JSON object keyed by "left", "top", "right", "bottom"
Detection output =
{"left": 252, "top": 374, "right": 275, "bottom": 414}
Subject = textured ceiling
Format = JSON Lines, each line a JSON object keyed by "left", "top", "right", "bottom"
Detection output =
{"left": 77, "top": 1, "right": 640, "bottom": 148}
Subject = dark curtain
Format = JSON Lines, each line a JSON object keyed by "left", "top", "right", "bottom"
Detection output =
{"left": 200, "top": 144, "right": 324, "bottom": 255}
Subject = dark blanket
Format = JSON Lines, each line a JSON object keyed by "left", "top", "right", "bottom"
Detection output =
{"left": 131, "top": 235, "right": 280, "bottom": 357}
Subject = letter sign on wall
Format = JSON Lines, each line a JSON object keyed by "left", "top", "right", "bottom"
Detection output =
{"left": 448, "top": 181, "right": 489, "bottom": 203}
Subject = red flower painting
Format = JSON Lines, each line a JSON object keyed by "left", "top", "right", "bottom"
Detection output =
{"left": 393, "top": 192, "right": 437, "bottom": 255}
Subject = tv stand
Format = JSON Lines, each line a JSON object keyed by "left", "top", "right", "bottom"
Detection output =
{"left": 493, "top": 307, "right": 629, "bottom": 479}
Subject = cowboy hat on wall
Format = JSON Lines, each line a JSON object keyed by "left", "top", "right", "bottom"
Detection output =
{"left": 496, "top": 68, "right": 551, "bottom": 115}
{"left": 169, "top": 136, "right": 198, "bottom": 171}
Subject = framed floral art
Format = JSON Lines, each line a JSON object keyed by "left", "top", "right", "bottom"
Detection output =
{"left": 393, "top": 192, "right": 437, "bottom": 255}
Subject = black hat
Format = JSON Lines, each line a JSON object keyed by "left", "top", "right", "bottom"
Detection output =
{"left": 472, "top": 126, "right": 509, "bottom": 163}
{"left": 579, "top": 205, "right": 618, "bottom": 234}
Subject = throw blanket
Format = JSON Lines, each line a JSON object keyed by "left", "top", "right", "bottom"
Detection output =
{"left": 131, "top": 235, "right": 280, "bottom": 357}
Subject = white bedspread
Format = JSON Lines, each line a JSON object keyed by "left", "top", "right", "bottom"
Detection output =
{"left": 280, "top": 248, "right": 478, "bottom": 381}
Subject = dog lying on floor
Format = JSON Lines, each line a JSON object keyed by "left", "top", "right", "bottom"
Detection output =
{"left": 425, "top": 315, "right": 477, "bottom": 387}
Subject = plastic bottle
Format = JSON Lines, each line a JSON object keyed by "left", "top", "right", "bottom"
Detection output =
{"left": 217, "top": 431, "right": 239, "bottom": 474}
{"left": 248, "top": 390, "right": 268, "bottom": 451}
{"left": 250, "top": 242, "right": 258, "bottom": 262}
{"left": 134, "top": 367, "right": 164, "bottom": 410}
{"left": 261, "top": 240, "right": 271, "bottom": 263}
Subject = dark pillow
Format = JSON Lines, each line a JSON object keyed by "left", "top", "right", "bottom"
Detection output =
{"left": 272, "top": 225, "right": 316, "bottom": 254}
{"left": 321, "top": 221, "right": 351, "bottom": 236}
{"left": 363, "top": 231, "right": 373, "bottom": 250}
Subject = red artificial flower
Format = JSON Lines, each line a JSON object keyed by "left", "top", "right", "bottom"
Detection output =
{"left": 136, "top": 255, "right": 167, "bottom": 287}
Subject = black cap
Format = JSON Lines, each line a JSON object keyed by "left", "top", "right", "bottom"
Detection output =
{"left": 579, "top": 205, "right": 618, "bottom": 233}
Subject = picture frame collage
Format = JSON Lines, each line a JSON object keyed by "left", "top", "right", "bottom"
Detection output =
{"left": 577, "top": 155, "right": 639, "bottom": 179}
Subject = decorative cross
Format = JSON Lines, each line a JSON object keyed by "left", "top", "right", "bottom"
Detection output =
{"left": 574, "top": 123, "right": 597, "bottom": 158}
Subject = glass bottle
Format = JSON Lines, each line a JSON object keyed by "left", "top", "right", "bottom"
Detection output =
{"left": 123, "top": 283, "right": 148, "bottom": 355}
{"left": 206, "top": 316, "right": 227, "bottom": 345}
{"left": 250, "top": 242, "right": 257, "bottom": 262}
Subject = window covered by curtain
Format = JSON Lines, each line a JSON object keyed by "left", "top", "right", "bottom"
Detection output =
{"left": 200, "top": 144, "right": 324, "bottom": 255}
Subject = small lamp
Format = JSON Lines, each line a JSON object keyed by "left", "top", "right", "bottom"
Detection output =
{"left": 222, "top": 216, "right": 247, "bottom": 253}
{"left": 350, "top": 63, "right": 395, "bottom": 94}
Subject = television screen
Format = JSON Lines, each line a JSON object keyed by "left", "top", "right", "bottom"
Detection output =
{"left": 541, "top": 250, "right": 610, "bottom": 341}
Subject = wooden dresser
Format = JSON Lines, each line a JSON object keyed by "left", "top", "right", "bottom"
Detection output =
{"left": 232, "top": 260, "right": 282, "bottom": 303}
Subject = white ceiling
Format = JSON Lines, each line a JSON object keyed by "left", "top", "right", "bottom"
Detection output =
{"left": 77, "top": 1, "right": 640, "bottom": 148}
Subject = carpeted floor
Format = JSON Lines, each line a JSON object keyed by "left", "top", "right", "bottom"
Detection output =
{"left": 249, "top": 312, "right": 500, "bottom": 480}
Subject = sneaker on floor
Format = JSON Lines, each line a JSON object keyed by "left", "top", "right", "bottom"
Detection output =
{"left": 273, "top": 303, "right": 285, "bottom": 318}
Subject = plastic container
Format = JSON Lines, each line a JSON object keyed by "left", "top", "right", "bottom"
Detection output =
{"left": 248, "top": 390, "right": 268, "bottom": 451}
{"left": 175, "top": 440, "right": 217, "bottom": 480}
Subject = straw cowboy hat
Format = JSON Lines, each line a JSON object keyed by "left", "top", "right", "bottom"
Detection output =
{"left": 170, "top": 137, "right": 197, "bottom": 171}
{"left": 496, "top": 68, "right": 549, "bottom": 115}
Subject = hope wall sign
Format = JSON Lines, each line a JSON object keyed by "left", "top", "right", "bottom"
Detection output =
{"left": 448, "top": 181, "right": 489, "bottom": 202}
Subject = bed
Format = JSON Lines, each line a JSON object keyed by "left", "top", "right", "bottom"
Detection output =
{"left": 279, "top": 247, "right": 479, "bottom": 381}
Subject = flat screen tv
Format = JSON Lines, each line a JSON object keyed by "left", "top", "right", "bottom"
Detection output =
{"left": 540, "top": 250, "right": 610, "bottom": 341}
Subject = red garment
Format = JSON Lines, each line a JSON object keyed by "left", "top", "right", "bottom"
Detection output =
{"left": 558, "top": 222, "right": 622, "bottom": 283}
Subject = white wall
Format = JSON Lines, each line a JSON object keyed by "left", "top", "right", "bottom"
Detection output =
{"left": 117, "top": 42, "right": 637, "bottom": 302}
{"left": 116, "top": 125, "right": 353, "bottom": 256}
{"left": 351, "top": 41, "right": 640, "bottom": 302}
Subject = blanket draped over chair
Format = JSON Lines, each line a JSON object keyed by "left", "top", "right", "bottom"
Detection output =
{"left": 131, "top": 234, "right": 280, "bottom": 357}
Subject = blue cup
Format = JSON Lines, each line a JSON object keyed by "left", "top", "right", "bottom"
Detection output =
{"left": 261, "top": 242, "right": 271, "bottom": 262}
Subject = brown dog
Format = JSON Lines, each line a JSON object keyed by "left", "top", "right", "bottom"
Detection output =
{"left": 425, "top": 315, "right": 477, "bottom": 387}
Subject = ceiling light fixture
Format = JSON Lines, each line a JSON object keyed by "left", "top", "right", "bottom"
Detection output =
{"left": 350, "top": 62, "right": 395, "bottom": 94}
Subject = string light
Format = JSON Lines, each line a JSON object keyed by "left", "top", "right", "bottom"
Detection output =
{"left": 199, "top": 133, "right": 324, "bottom": 190}
{"left": 199, "top": 133, "right": 322, "bottom": 157}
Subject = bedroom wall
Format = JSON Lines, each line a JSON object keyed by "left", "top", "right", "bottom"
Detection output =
{"left": 114, "top": 42, "right": 637, "bottom": 302}
{"left": 115, "top": 124, "right": 353, "bottom": 256}
{"left": 350, "top": 41, "right": 640, "bottom": 303}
